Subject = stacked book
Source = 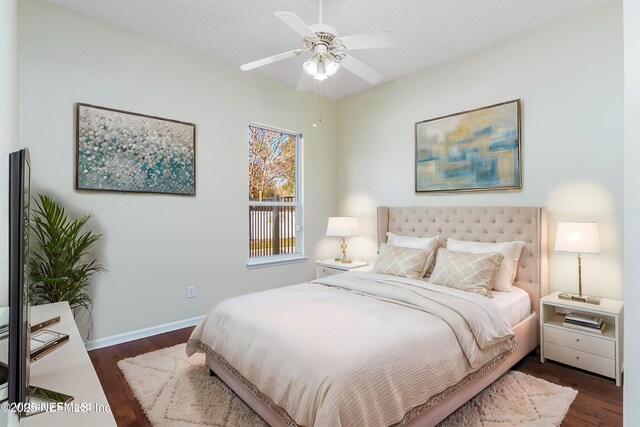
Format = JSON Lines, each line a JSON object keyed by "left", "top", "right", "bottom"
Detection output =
{"left": 29, "top": 316, "right": 69, "bottom": 362}
{"left": 30, "top": 329, "right": 69, "bottom": 361}
{"left": 563, "top": 311, "right": 606, "bottom": 334}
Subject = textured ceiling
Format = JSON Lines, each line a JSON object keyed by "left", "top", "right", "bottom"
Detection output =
{"left": 44, "top": 0, "right": 611, "bottom": 100}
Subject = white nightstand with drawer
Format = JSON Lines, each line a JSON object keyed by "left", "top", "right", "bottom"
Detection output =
{"left": 540, "top": 291, "right": 623, "bottom": 386}
{"left": 315, "top": 259, "right": 369, "bottom": 279}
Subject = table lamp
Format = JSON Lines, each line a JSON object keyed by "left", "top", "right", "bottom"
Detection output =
{"left": 326, "top": 217, "right": 359, "bottom": 263}
{"left": 554, "top": 222, "right": 601, "bottom": 304}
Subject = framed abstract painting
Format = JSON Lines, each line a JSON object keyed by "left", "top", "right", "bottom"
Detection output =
{"left": 76, "top": 103, "right": 196, "bottom": 195}
{"left": 415, "top": 99, "right": 521, "bottom": 193}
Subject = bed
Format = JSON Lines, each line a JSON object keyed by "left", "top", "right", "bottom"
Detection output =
{"left": 187, "top": 206, "right": 548, "bottom": 426}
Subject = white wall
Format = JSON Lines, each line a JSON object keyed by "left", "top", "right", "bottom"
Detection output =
{"left": 337, "top": 2, "right": 624, "bottom": 301}
{"left": 0, "top": 0, "right": 20, "bottom": 307}
{"left": 19, "top": 0, "right": 339, "bottom": 341}
{"left": 623, "top": 0, "right": 640, "bottom": 423}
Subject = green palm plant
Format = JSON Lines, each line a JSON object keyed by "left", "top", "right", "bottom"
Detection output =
{"left": 29, "top": 194, "right": 105, "bottom": 312}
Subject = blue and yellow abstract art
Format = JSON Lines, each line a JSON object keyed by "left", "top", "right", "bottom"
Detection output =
{"left": 76, "top": 104, "right": 195, "bottom": 195}
{"left": 415, "top": 100, "right": 521, "bottom": 192}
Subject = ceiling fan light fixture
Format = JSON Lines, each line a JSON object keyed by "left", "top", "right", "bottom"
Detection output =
{"left": 325, "top": 58, "right": 339, "bottom": 76}
{"left": 313, "top": 59, "right": 328, "bottom": 80}
{"left": 303, "top": 57, "right": 319, "bottom": 76}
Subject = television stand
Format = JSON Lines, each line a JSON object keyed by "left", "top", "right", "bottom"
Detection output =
{"left": 1, "top": 302, "right": 115, "bottom": 426}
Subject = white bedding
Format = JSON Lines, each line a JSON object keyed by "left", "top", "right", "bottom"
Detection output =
{"left": 187, "top": 272, "right": 517, "bottom": 427}
{"left": 490, "top": 286, "right": 531, "bottom": 327}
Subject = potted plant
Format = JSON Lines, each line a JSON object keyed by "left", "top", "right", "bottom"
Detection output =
{"left": 29, "top": 194, "right": 105, "bottom": 322}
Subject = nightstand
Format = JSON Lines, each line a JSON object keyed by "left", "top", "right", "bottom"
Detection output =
{"left": 540, "top": 291, "right": 623, "bottom": 386}
{"left": 315, "top": 259, "right": 369, "bottom": 279}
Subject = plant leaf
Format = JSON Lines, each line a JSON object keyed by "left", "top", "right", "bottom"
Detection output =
{"left": 29, "top": 194, "right": 105, "bottom": 316}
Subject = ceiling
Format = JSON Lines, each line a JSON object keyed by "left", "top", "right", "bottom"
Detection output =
{"left": 45, "top": 0, "right": 611, "bottom": 100}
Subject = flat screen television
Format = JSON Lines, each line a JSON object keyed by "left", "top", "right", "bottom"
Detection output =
{"left": 7, "top": 149, "right": 72, "bottom": 418}
{"left": 8, "top": 148, "right": 31, "bottom": 409}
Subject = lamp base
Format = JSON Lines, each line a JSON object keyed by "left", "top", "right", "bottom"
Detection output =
{"left": 558, "top": 292, "right": 601, "bottom": 305}
{"left": 334, "top": 257, "right": 353, "bottom": 264}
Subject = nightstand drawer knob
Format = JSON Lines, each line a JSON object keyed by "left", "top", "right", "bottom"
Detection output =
{"left": 576, "top": 338, "right": 580, "bottom": 342}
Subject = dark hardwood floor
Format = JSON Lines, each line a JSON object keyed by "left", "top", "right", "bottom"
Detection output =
{"left": 89, "top": 327, "right": 623, "bottom": 427}
{"left": 89, "top": 327, "right": 193, "bottom": 427}
{"left": 514, "top": 355, "right": 623, "bottom": 427}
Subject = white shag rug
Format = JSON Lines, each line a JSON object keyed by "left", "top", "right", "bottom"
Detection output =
{"left": 118, "top": 344, "right": 577, "bottom": 427}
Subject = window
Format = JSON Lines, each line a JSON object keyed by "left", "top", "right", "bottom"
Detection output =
{"left": 248, "top": 125, "right": 302, "bottom": 264}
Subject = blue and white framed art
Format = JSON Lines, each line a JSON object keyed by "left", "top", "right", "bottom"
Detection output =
{"left": 76, "top": 103, "right": 196, "bottom": 195}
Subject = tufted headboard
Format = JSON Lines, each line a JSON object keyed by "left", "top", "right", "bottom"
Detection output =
{"left": 377, "top": 206, "right": 548, "bottom": 316}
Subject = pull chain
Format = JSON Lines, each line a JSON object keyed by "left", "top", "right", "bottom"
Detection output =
{"left": 313, "top": 83, "right": 323, "bottom": 127}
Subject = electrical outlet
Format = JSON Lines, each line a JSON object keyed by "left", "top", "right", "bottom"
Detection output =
{"left": 187, "top": 286, "right": 196, "bottom": 299}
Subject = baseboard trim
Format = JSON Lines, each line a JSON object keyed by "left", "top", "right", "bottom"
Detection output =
{"left": 85, "top": 315, "right": 204, "bottom": 351}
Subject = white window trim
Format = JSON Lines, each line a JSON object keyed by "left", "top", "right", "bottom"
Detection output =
{"left": 246, "top": 254, "right": 308, "bottom": 269}
{"left": 247, "top": 126, "right": 302, "bottom": 266}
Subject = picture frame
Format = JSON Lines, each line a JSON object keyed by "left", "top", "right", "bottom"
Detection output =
{"left": 415, "top": 99, "right": 521, "bottom": 193}
{"left": 76, "top": 103, "right": 196, "bottom": 195}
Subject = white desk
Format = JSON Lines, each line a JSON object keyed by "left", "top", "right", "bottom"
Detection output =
{"left": 1, "top": 302, "right": 116, "bottom": 426}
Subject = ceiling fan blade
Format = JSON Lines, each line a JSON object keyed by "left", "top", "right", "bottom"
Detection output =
{"left": 339, "top": 31, "right": 398, "bottom": 50}
{"left": 274, "top": 12, "right": 317, "bottom": 38}
{"left": 240, "top": 49, "right": 303, "bottom": 71}
{"left": 340, "top": 55, "right": 384, "bottom": 85}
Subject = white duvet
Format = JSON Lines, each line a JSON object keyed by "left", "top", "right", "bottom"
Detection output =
{"left": 187, "top": 271, "right": 516, "bottom": 427}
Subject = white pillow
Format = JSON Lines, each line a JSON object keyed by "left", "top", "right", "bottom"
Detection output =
{"left": 386, "top": 232, "right": 439, "bottom": 276}
{"left": 387, "top": 232, "right": 439, "bottom": 251}
{"left": 446, "top": 238, "right": 525, "bottom": 292}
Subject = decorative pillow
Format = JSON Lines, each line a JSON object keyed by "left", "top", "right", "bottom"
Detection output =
{"left": 446, "top": 238, "right": 525, "bottom": 292}
{"left": 430, "top": 248, "right": 504, "bottom": 296}
{"left": 372, "top": 243, "right": 432, "bottom": 279}
{"left": 386, "top": 232, "right": 439, "bottom": 276}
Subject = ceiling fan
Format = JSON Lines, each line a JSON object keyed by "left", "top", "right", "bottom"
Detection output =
{"left": 240, "top": 0, "right": 397, "bottom": 86}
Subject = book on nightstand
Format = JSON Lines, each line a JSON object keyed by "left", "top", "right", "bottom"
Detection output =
{"left": 563, "top": 319, "right": 606, "bottom": 334}
{"left": 564, "top": 311, "right": 604, "bottom": 326}
{"left": 562, "top": 312, "right": 606, "bottom": 334}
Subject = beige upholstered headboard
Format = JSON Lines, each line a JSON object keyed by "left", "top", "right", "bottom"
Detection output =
{"left": 377, "top": 206, "right": 548, "bottom": 316}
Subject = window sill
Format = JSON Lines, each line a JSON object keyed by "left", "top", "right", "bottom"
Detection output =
{"left": 246, "top": 254, "right": 308, "bottom": 269}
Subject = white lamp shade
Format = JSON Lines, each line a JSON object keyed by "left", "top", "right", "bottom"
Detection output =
{"left": 326, "top": 217, "right": 359, "bottom": 237}
{"left": 554, "top": 222, "right": 602, "bottom": 253}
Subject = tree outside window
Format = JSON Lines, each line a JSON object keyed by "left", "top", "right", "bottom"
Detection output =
{"left": 248, "top": 125, "right": 300, "bottom": 259}
{"left": 249, "top": 126, "right": 296, "bottom": 201}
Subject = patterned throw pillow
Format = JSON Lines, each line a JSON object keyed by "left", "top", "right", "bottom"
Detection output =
{"left": 372, "top": 243, "right": 433, "bottom": 279}
{"left": 446, "top": 238, "right": 525, "bottom": 292}
{"left": 386, "top": 232, "right": 439, "bottom": 276}
{"left": 430, "top": 248, "right": 504, "bottom": 296}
